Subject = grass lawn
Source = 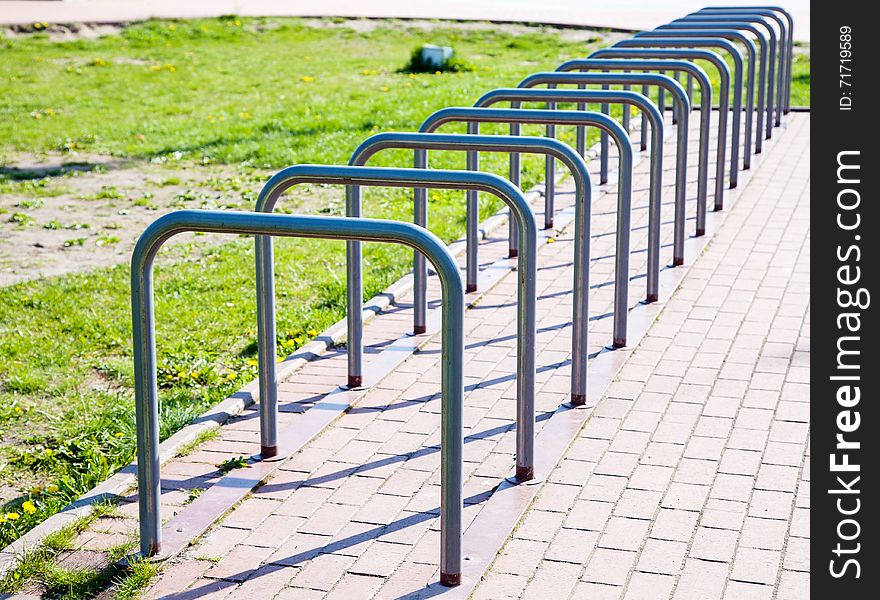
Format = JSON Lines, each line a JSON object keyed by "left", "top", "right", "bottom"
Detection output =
{"left": 0, "top": 14, "right": 811, "bottom": 568}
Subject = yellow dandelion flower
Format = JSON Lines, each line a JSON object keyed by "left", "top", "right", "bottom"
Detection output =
{"left": 22, "top": 501, "right": 37, "bottom": 514}
{"left": 47, "top": 484, "right": 59, "bottom": 493}
{"left": 43, "top": 448, "right": 55, "bottom": 457}
{"left": 115, "top": 432, "right": 124, "bottom": 438}
{"left": 6, "top": 512, "right": 20, "bottom": 521}
{"left": 168, "top": 24, "right": 176, "bottom": 31}
{"left": 247, "top": 359, "right": 258, "bottom": 366}
{"left": 300, "top": 76, "right": 315, "bottom": 83}
{"left": 306, "top": 329, "right": 317, "bottom": 337}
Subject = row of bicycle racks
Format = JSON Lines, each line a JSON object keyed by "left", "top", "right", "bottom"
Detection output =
{"left": 131, "top": 5, "right": 795, "bottom": 586}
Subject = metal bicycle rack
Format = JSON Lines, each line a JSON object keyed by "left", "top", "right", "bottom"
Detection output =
{"left": 472, "top": 88, "right": 664, "bottom": 305}
{"left": 131, "top": 209, "right": 466, "bottom": 585}
{"left": 611, "top": 38, "right": 751, "bottom": 183}
{"left": 131, "top": 5, "right": 796, "bottom": 590}
{"left": 675, "top": 14, "right": 779, "bottom": 141}
{"left": 698, "top": 6, "right": 793, "bottom": 117}
{"left": 655, "top": 22, "right": 768, "bottom": 153}
{"left": 474, "top": 89, "right": 661, "bottom": 254}
{"left": 517, "top": 72, "right": 690, "bottom": 256}
{"left": 588, "top": 48, "right": 731, "bottom": 212}
{"left": 254, "top": 165, "right": 537, "bottom": 484}
{"left": 631, "top": 32, "right": 753, "bottom": 174}
{"left": 544, "top": 63, "right": 709, "bottom": 241}
{"left": 418, "top": 107, "right": 633, "bottom": 348}
{"left": 344, "top": 134, "right": 591, "bottom": 439}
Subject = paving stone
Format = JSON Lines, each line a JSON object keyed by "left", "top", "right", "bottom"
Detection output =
{"left": 700, "top": 498, "right": 747, "bottom": 531}
{"left": 543, "top": 527, "right": 599, "bottom": 564}
{"left": 690, "top": 527, "right": 738, "bottom": 563}
{"left": 661, "top": 482, "right": 709, "bottom": 512}
{"left": 623, "top": 572, "right": 676, "bottom": 600}
{"left": 581, "top": 548, "right": 638, "bottom": 586}
{"left": 205, "top": 544, "right": 275, "bottom": 582}
{"left": 730, "top": 547, "right": 782, "bottom": 585}
{"left": 598, "top": 516, "right": 650, "bottom": 552}
{"left": 349, "top": 541, "right": 412, "bottom": 577}
{"left": 673, "top": 558, "right": 729, "bottom": 600}
{"left": 289, "top": 552, "right": 356, "bottom": 592}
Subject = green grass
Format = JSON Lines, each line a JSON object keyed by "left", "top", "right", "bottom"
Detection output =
{"left": 0, "top": 500, "right": 156, "bottom": 599}
{"left": 0, "top": 16, "right": 810, "bottom": 558}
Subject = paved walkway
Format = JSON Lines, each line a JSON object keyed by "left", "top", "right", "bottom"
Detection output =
{"left": 109, "top": 107, "right": 810, "bottom": 600}
{"left": 0, "top": 1, "right": 810, "bottom": 40}
{"left": 474, "top": 114, "right": 809, "bottom": 600}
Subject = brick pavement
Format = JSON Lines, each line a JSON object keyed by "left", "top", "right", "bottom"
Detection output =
{"left": 98, "top": 109, "right": 805, "bottom": 599}
{"left": 474, "top": 113, "right": 809, "bottom": 600}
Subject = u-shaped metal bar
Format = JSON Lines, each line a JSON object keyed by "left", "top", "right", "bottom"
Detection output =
{"left": 659, "top": 21, "right": 769, "bottom": 153}
{"left": 517, "top": 71, "right": 692, "bottom": 254}
{"left": 132, "top": 209, "right": 465, "bottom": 585}
{"left": 419, "top": 107, "right": 634, "bottom": 347}
{"left": 346, "top": 133, "right": 593, "bottom": 410}
{"left": 611, "top": 37, "right": 748, "bottom": 188}
{"left": 677, "top": 14, "right": 780, "bottom": 141}
{"left": 588, "top": 49, "right": 729, "bottom": 214}
{"left": 630, "top": 33, "right": 750, "bottom": 176}
{"left": 255, "top": 165, "right": 537, "bottom": 484}
{"left": 474, "top": 89, "right": 660, "bottom": 247}
{"left": 699, "top": 6, "right": 794, "bottom": 116}
{"left": 473, "top": 87, "right": 663, "bottom": 304}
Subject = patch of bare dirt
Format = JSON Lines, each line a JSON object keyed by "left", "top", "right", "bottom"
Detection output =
{"left": 0, "top": 154, "right": 336, "bottom": 287}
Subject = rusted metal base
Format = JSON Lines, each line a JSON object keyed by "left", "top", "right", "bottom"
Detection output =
{"left": 673, "top": 257, "right": 684, "bottom": 266}
{"left": 440, "top": 572, "right": 461, "bottom": 587}
{"left": 260, "top": 445, "right": 278, "bottom": 458}
{"left": 515, "top": 465, "right": 534, "bottom": 482}
{"left": 544, "top": 221, "right": 553, "bottom": 230}
{"left": 466, "top": 283, "right": 478, "bottom": 293}
{"left": 696, "top": 228, "right": 705, "bottom": 237}
{"left": 347, "top": 375, "right": 362, "bottom": 389}
{"left": 611, "top": 339, "right": 626, "bottom": 349}
{"left": 508, "top": 249, "right": 518, "bottom": 258}
{"left": 563, "top": 394, "right": 588, "bottom": 410}
{"left": 646, "top": 293, "right": 658, "bottom": 303}
{"left": 413, "top": 325, "right": 427, "bottom": 335}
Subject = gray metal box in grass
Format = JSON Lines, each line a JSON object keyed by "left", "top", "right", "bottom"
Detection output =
{"left": 420, "top": 44, "right": 454, "bottom": 68}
